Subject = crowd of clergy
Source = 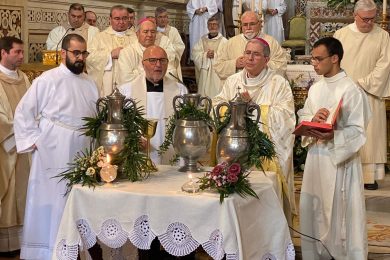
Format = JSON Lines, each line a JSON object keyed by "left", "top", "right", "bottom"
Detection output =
{"left": 0, "top": 0, "right": 389, "bottom": 259}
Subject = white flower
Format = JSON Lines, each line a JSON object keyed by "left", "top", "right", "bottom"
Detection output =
{"left": 86, "top": 167, "right": 95, "bottom": 176}
{"left": 97, "top": 146, "right": 105, "bottom": 155}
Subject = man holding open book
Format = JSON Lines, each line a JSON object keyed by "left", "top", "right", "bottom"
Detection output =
{"left": 297, "top": 37, "right": 371, "bottom": 259}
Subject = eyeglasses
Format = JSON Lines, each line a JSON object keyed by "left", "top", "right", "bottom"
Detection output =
{"left": 143, "top": 58, "right": 169, "bottom": 65}
{"left": 64, "top": 49, "right": 90, "bottom": 58}
{"left": 310, "top": 55, "right": 331, "bottom": 63}
{"left": 112, "top": 16, "right": 129, "bottom": 21}
{"left": 242, "top": 21, "right": 259, "bottom": 27}
{"left": 356, "top": 13, "right": 376, "bottom": 23}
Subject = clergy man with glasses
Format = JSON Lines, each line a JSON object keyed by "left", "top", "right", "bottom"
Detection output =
{"left": 214, "top": 11, "right": 287, "bottom": 85}
{"left": 119, "top": 46, "right": 187, "bottom": 165}
{"left": 298, "top": 36, "right": 371, "bottom": 260}
{"left": 213, "top": 38, "right": 296, "bottom": 225}
{"left": 334, "top": 0, "right": 390, "bottom": 190}
{"left": 14, "top": 34, "right": 99, "bottom": 260}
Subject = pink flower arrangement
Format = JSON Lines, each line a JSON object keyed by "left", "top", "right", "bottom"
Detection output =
{"left": 198, "top": 162, "right": 258, "bottom": 203}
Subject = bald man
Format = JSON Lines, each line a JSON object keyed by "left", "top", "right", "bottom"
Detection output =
{"left": 119, "top": 46, "right": 187, "bottom": 164}
{"left": 214, "top": 11, "right": 287, "bottom": 83}
{"left": 117, "top": 19, "right": 178, "bottom": 85}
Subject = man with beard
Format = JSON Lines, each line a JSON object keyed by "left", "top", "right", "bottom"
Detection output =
{"left": 13, "top": 34, "right": 98, "bottom": 260}
{"left": 214, "top": 11, "right": 286, "bottom": 83}
{"left": 213, "top": 38, "right": 296, "bottom": 224}
{"left": 117, "top": 18, "right": 177, "bottom": 85}
{"left": 0, "top": 36, "right": 30, "bottom": 255}
{"left": 46, "top": 3, "right": 99, "bottom": 50}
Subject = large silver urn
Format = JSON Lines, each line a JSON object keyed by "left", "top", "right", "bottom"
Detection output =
{"left": 96, "top": 88, "right": 135, "bottom": 156}
{"left": 172, "top": 93, "right": 212, "bottom": 172}
{"left": 215, "top": 95, "right": 260, "bottom": 164}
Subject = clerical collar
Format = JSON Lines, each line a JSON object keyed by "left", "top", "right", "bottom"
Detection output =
{"left": 146, "top": 78, "right": 163, "bottom": 92}
{"left": 324, "top": 69, "right": 346, "bottom": 83}
{"left": 245, "top": 68, "right": 267, "bottom": 86}
{"left": 0, "top": 63, "right": 18, "bottom": 79}
{"left": 208, "top": 33, "right": 218, "bottom": 39}
{"left": 157, "top": 26, "right": 166, "bottom": 33}
{"left": 114, "top": 30, "right": 127, "bottom": 36}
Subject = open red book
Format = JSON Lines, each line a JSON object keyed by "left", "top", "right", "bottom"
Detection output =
{"left": 293, "top": 98, "right": 343, "bottom": 136}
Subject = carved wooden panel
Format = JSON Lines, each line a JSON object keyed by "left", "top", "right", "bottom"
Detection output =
{"left": 0, "top": 8, "right": 22, "bottom": 38}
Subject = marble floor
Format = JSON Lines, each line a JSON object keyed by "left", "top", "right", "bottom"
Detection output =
{"left": 293, "top": 173, "right": 390, "bottom": 260}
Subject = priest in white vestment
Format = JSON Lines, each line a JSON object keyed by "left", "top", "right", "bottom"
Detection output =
{"left": 119, "top": 46, "right": 187, "bottom": 164}
{"left": 186, "top": 0, "right": 218, "bottom": 52}
{"left": 0, "top": 36, "right": 30, "bottom": 253}
{"left": 333, "top": 0, "right": 390, "bottom": 190}
{"left": 214, "top": 11, "right": 287, "bottom": 83}
{"left": 298, "top": 37, "right": 370, "bottom": 260}
{"left": 264, "top": 0, "right": 287, "bottom": 44}
{"left": 155, "top": 7, "right": 185, "bottom": 81}
{"left": 127, "top": 7, "right": 136, "bottom": 33}
{"left": 14, "top": 34, "right": 99, "bottom": 260}
{"left": 46, "top": 3, "right": 99, "bottom": 50}
{"left": 231, "top": 0, "right": 267, "bottom": 36}
{"left": 191, "top": 16, "right": 227, "bottom": 98}
{"left": 87, "top": 5, "right": 135, "bottom": 97}
{"left": 213, "top": 38, "right": 296, "bottom": 222}
{"left": 117, "top": 19, "right": 178, "bottom": 85}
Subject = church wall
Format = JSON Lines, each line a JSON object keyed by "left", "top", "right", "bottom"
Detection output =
{"left": 0, "top": 0, "right": 189, "bottom": 63}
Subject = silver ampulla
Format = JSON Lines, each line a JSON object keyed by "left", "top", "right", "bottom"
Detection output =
{"left": 172, "top": 93, "right": 212, "bottom": 172}
{"left": 96, "top": 88, "right": 135, "bottom": 157}
{"left": 215, "top": 94, "right": 260, "bottom": 164}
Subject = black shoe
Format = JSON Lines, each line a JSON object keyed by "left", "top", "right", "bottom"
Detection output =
{"left": 0, "top": 250, "right": 20, "bottom": 258}
{"left": 364, "top": 181, "right": 378, "bottom": 190}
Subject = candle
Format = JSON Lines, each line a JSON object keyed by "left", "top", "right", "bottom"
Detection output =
{"left": 384, "top": 0, "right": 387, "bottom": 15}
{"left": 100, "top": 154, "right": 117, "bottom": 183}
{"left": 251, "top": 0, "right": 255, "bottom": 11}
{"left": 238, "top": 0, "right": 242, "bottom": 15}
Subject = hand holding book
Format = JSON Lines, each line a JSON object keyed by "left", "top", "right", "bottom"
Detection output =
{"left": 293, "top": 98, "right": 343, "bottom": 138}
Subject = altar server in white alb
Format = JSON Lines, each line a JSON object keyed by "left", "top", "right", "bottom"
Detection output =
{"left": 186, "top": 0, "right": 218, "bottom": 52}
{"left": 120, "top": 46, "right": 187, "bottom": 164}
{"left": 46, "top": 3, "right": 99, "bottom": 50}
{"left": 214, "top": 11, "right": 287, "bottom": 83}
{"left": 333, "top": 0, "right": 390, "bottom": 190}
{"left": 298, "top": 37, "right": 370, "bottom": 260}
{"left": 191, "top": 15, "right": 227, "bottom": 98}
{"left": 213, "top": 38, "right": 296, "bottom": 223}
{"left": 14, "top": 34, "right": 99, "bottom": 260}
{"left": 263, "top": 0, "right": 287, "bottom": 44}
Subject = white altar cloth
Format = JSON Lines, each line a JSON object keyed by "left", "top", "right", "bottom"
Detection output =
{"left": 53, "top": 165, "right": 294, "bottom": 260}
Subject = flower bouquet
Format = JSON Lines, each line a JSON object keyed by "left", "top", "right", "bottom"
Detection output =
{"left": 198, "top": 162, "right": 258, "bottom": 203}
{"left": 55, "top": 146, "right": 110, "bottom": 195}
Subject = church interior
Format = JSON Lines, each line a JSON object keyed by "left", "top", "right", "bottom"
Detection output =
{"left": 1, "top": 0, "right": 390, "bottom": 259}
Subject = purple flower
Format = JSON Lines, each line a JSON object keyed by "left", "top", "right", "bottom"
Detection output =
{"left": 212, "top": 164, "right": 224, "bottom": 176}
{"left": 227, "top": 173, "right": 239, "bottom": 183}
{"left": 228, "top": 163, "right": 241, "bottom": 176}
